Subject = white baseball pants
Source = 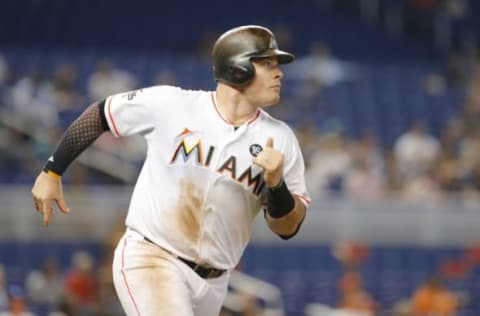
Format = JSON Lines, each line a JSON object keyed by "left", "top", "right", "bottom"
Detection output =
{"left": 112, "top": 229, "right": 229, "bottom": 316}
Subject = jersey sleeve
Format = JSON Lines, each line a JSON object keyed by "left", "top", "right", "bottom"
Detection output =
{"left": 103, "top": 86, "right": 174, "bottom": 138}
{"left": 282, "top": 127, "right": 311, "bottom": 208}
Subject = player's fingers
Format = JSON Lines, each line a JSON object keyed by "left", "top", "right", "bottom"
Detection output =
{"left": 39, "top": 201, "right": 54, "bottom": 226}
{"left": 32, "top": 197, "right": 41, "bottom": 212}
{"left": 252, "top": 156, "right": 265, "bottom": 169}
{"left": 265, "top": 137, "right": 274, "bottom": 148}
{"left": 56, "top": 198, "right": 70, "bottom": 214}
{"left": 43, "top": 209, "right": 52, "bottom": 226}
{"left": 253, "top": 156, "right": 276, "bottom": 174}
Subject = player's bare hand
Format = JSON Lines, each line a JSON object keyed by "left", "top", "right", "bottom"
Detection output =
{"left": 31, "top": 172, "right": 70, "bottom": 226}
{"left": 252, "top": 137, "right": 283, "bottom": 187}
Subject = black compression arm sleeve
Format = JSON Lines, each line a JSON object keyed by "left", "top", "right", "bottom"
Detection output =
{"left": 43, "top": 100, "right": 110, "bottom": 175}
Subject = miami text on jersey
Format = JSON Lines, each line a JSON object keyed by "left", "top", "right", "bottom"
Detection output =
{"left": 170, "top": 129, "right": 265, "bottom": 196}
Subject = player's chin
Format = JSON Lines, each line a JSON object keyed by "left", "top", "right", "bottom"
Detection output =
{"left": 263, "top": 92, "right": 281, "bottom": 107}
{"left": 271, "top": 94, "right": 281, "bottom": 106}
{"left": 262, "top": 99, "right": 280, "bottom": 108}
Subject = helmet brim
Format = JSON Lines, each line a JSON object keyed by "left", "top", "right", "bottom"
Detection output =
{"left": 250, "top": 49, "right": 295, "bottom": 64}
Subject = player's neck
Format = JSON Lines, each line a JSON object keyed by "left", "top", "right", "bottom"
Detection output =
{"left": 215, "top": 85, "right": 258, "bottom": 126}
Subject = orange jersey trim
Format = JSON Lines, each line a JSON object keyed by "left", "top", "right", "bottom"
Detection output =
{"left": 106, "top": 97, "right": 121, "bottom": 137}
{"left": 210, "top": 92, "right": 260, "bottom": 126}
{"left": 247, "top": 110, "right": 261, "bottom": 125}
{"left": 295, "top": 194, "right": 311, "bottom": 206}
{"left": 121, "top": 237, "right": 142, "bottom": 316}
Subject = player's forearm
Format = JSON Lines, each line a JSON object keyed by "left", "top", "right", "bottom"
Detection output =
{"left": 43, "top": 100, "right": 110, "bottom": 176}
{"left": 266, "top": 196, "right": 306, "bottom": 239}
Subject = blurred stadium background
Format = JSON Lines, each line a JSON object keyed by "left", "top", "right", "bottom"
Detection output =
{"left": 1, "top": 0, "right": 480, "bottom": 315}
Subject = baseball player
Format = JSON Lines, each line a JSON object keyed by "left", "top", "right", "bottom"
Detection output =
{"left": 31, "top": 25, "right": 310, "bottom": 315}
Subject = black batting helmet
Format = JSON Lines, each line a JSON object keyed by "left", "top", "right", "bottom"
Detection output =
{"left": 212, "top": 25, "right": 294, "bottom": 86}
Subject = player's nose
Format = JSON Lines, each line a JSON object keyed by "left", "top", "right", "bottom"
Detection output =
{"left": 274, "top": 67, "right": 284, "bottom": 80}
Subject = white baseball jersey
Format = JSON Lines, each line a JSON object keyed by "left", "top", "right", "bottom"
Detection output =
{"left": 104, "top": 85, "right": 310, "bottom": 270}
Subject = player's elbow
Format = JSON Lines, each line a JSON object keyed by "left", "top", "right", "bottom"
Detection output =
{"left": 269, "top": 214, "right": 306, "bottom": 240}
{"left": 266, "top": 200, "right": 307, "bottom": 240}
{"left": 277, "top": 230, "right": 298, "bottom": 240}
{"left": 275, "top": 221, "right": 303, "bottom": 240}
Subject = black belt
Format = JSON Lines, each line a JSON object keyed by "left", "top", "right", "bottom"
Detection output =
{"left": 143, "top": 236, "right": 226, "bottom": 279}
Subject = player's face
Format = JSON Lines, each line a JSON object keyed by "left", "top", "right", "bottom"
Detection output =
{"left": 244, "top": 57, "right": 284, "bottom": 107}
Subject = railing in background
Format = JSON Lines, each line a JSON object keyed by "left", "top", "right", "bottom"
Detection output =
{"left": 1, "top": 185, "right": 478, "bottom": 246}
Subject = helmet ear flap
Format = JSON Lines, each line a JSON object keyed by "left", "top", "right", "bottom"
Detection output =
{"left": 227, "top": 60, "right": 255, "bottom": 85}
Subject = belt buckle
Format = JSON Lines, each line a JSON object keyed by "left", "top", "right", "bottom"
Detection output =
{"left": 207, "top": 269, "right": 223, "bottom": 278}
{"left": 192, "top": 263, "right": 202, "bottom": 273}
{"left": 189, "top": 261, "right": 222, "bottom": 278}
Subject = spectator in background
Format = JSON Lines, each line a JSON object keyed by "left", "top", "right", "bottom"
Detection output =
{"left": 0, "top": 285, "right": 35, "bottom": 316}
{"left": 461, "top": 158, "right": 480, "bottom": 205}
{"left": 332, "top": 241, "right": 370, "bottom": 271}
{"left": 332, "top": 241, "right": 376, "bottom": 315}
{"left": 410, "top": 275, "right": 459, "bottom": 316}
{"left": 435, "top": 153, "right": 463, "bottom": 193}
{"left": 401, "top": 166, "right": 443, "bottom": 203}
{"left": 337, "top": 271, "right": 377, "bottom": 316}
{"left": 8, "top": 70, "right": 59, "bottom": 133}
{"left": 344, "top": 159, "right": 384, "bottom": 203}
{"left": 87, "top": 60, "right": 138, "bottom": 102}
{"left": 345, "top": 133, "right": 385, "bottom": 202}
{"left": 295, "top": 120, "right": 320, "bottom": 169}
{"left": 460, "top": 58, "right": 480, "bottom": 134}
{"left": 383, "top": 150, "right": 404, "bottom": 197}
{"left": 348, "top": 133, "right": 384, "bottom": 177}
{"left": 422, "top": 72, "right": 447, "bottom": 96}
{"left": 460, "top": 97, "right": 480, "bottom": 136}
{"left": 439, "top": 118, "right": 464, "bottom": 157}
{"left": 306, "top": 133, "right": 351, "bottom": 197}
{"left": 436, "top": 118, "right": 467, "bottom": 198}
{"left": 63, "top": 251, "right": 97, "bottom": 314}
{"left": 287, "top": 41, "right": 357, "bottom": 88}
{"left": 50, "top": 63, "right": 83, "bottom": 113}
{"left": 458, "top": 128, "right": 480, "bottom": 175}
{"left": 0, "top": 126, "right": 39, "bottom": 183}
{"left": 394, "top": 121, "right": 440, "bottom": 180}
{"left": 464, "top": 158, "right": 480, "bottom": 190}
{"left": 25, "top": 258, "right": 63, "bottom": 310}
